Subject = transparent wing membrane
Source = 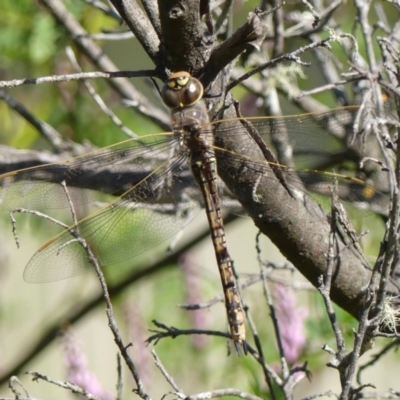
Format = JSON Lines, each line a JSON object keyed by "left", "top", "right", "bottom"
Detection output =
{"left": 23, "top": 194, "right": 200, "bottom": 282}
{"left": 0, "top": 134, "right": 176, "bottom": 210}
{"left": 212, "top": 106, "right": 389, "bottom": 216}
{"left": 1, "top": 134, "right": 204, "bottom": 282}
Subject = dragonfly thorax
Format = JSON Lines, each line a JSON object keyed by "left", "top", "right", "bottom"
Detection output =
{"left": 170, "top": 100, "right": 210, "bottom": 128}
{"left": 161, "top": 71, "right": 204, "bottom": 109}
{"left": 171, "top": 103, "right": 214, "bottom": 154}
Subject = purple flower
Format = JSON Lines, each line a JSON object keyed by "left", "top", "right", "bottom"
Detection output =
{"left": 274, "top": 283, "right": 308, "bottom": 364}
{"left": 124, "top": 302, "right": 152, "bottom": 385}
{"left": 179, "top": 253, "right": 209, "bottom": 348}
{"left": 62, "top": 329, "right": 113, "bottom": 400}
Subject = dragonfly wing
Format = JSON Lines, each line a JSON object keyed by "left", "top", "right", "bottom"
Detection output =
{"left": 214, "top": 107, "right": 362, "bottom": 170}
{"left": 1, "top": 136, "right": 204, "bottom": 282}
{"left": 213, "top": 111, "right": 389, "bottom": 220}
{"left": 23, "top": 190, "right": 201, "bottom": 282}
{"left": 0, "top": 135, "right": 175, "bottom": 210}
{"left": 253, "top": 107, "right": 366, "bottom": 167}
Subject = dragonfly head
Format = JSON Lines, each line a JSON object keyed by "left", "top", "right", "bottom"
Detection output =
{"left": 162, "top": 71, "right": 204, "bottom": 109}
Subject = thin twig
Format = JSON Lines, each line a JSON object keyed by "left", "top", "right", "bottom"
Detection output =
{"left": 301, "top": 0, "right": 321, "bottom": 28}
{"left": 116, "top": 353, "right": 123, "bottom": 400}
{"left": 151, "top": 350, "right": 184, "bottom": 395}
{"left": 185, "top": 388, "right": 264, "bottom": 400}
{"left": 260, "top": 266, "right": 290, "bottom": 381}
{"left": 227, "top": 36, "right": 333, "bottom": 91}
{"left": 9, "top": 208, "right": 69, "bottom": 249}
{"left": 65, "top": 47, "right": 138, "bottom": 138}
{"left": 27, "top": 371, "right": 103, "bottom": 400}
{"left": 178, "top": 274, "right": 262, "bottom": 310}
{"left": 0, "top": 70, "right": 156, "bottom": 89}
{"left": 0, "top": 89, "right": 70, "bottom": 151}
{"left": 356, "top": 338, "right": 400, "bottom": 384}
{"left": 8, "top": 376, "right": 31, "bottom": 400}
{"left": 146, "top": 320, "right": 232, "bottom": 345}
{"left": 300, "top": 390, "right": 336, "bottom": 400}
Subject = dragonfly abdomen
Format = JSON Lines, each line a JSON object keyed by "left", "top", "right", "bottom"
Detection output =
{"left": 191, "top": 153, "right": 246, "bottom": 351}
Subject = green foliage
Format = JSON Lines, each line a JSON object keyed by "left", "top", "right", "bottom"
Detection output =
{"left": 0, "top": 1, "right": 56, "bottom": 66}
{"left": 29, "top": 13, "right": 60, "bottom": 64}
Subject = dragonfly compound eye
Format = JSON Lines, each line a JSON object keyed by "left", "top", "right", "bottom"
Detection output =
{"left": 161, "top": 71, "right": 204, "bottom": 109}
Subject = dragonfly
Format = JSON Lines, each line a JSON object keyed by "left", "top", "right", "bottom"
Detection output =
{"left": 0, "top": 71, "right": 388, "bottom": 353}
